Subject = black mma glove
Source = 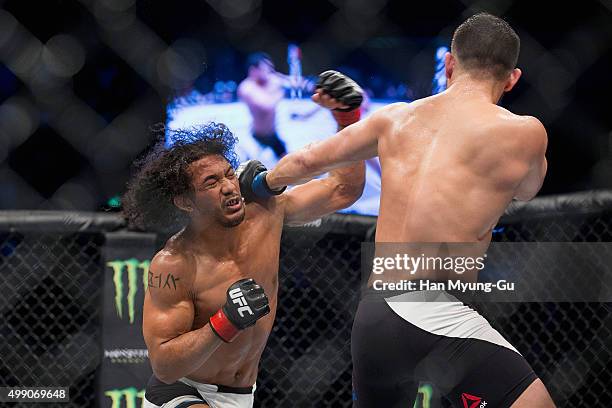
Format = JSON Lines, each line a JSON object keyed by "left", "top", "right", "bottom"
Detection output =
{"left": 209, "top": 278, "right": 270, "bottom": 343}
{"left": 237, "top": 160, "right": 286, "bottom": 203}
{"left": 316, "top": 70, "right": 364, "bottom": 127}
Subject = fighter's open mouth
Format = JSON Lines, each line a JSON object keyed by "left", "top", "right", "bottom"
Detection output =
{"left": 225, "top": 197, "right": 241, "bottom": 207}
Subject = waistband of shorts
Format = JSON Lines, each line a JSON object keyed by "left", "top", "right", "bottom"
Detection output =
{"left": 252, "top": 131, "right": 278, "bottom": 139}
{"left": 179, "top": 377, "right": 255, "bottom": 394}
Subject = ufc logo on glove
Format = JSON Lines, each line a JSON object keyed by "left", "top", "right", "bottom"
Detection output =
{"left": 229, "top": 288, "right": 254, "bottom": 317}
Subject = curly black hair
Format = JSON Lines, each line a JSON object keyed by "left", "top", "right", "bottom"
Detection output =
{"left": 122, "top": 123, "right": 239, "bottom": 233}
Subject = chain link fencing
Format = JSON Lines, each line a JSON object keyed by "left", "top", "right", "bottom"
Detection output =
{"left": 0, "top": 213, "right": 120, "bottom": 407}
{"left": 257, "top": 191, "right": 612, "bottom": 407}
{"left": 0, "top": 191, "right": 610, "bottom": 407}
{"left": 0, "top": 1, "right": 611, "bottom": 407}
{"left": 0, "top": 232, "right": 104, "bottom": 407}
{"left": 1, "top": 1, "right": 611, "bottom": 210}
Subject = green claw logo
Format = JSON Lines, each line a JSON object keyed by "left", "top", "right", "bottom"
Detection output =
{"left": 106, "top": 259, "right": 150, "bottom": 324}
{"left": 414, "top": 383, "right": 433, "bottom": 408}
{"left": 104, "top": 387, "right": 145, "bottom": 408}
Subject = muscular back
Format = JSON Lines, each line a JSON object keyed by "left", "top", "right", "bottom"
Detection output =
{"left": 376, "top": 93, "right": 547, "bottom": 243}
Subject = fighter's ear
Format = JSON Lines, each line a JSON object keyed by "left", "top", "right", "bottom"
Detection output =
{"left": 503, "top": 68, "right": 522, "bottom": 92}
{"left": 173, "top": 195, "right": 193, "bottom": 213}
{"left": 445, "top": 52, "right": 455, "bottom": 82}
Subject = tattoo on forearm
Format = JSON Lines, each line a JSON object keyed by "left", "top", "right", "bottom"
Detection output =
{"left": 148, "top": 271, "right": 180, "bottom": 290}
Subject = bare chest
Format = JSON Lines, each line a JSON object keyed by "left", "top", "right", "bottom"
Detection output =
{"left": 190, "top": 213, "right": 283, "bottom": 328}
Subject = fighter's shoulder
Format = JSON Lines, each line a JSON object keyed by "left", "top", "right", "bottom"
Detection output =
{"left": 237, "top": 79, "right": 255, "bottom": 96}
{"left": 496, "top": 109, "right": 547, "bottom": 146}
{"left": 372, "top": 101, "right": 412, "bottom": 117}
{"left": 366, "top": 102, "right": 411, "bottom": 127}
{"left": 519, "top": 115, "right": 547, "bottom": 139}
{"left": 147, "top": 248, "right": 196, "bottom": 305}
{"left": 257, "top": 194, "right": 287, "bottom": 221}
{"left": 150, "top": 246, "right": 196, "bottom": 285}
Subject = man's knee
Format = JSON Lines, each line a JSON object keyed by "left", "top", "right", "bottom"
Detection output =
{"left": 511, "top": 379, "right": 555, "bottom": 408}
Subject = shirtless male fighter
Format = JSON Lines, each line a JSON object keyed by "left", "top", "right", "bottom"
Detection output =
{"left": 121, "top": 72, "right": 364, "bottom": 408}
{"left": 238, "top": 52, "right": 311, "bottom": 159}
{"left": 240, "top": 13, "right": 554, "bottom": 408}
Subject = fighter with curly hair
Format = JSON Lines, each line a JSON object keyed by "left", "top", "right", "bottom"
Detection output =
{"left": 122, "top": 72, "right": 365, "bottom": 408}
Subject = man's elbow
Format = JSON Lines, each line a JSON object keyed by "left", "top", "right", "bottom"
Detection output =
{"left": 334, "top": 164, "right": 366, "bottom": 207}
{"left": 514, "top": 185, "right": 541, "bottom": 202}
{"left": 335, "top": 180, "right": 365, "bottom": 208}
{"left": 149, "top": 349, "right": 180, "bottom": 384}
{"left": 151, "top": 363, "right": 180, "bottom": 384}
{"left": 155, "top": 372, "right": 177, "bottom": 385}
{"left": 513, "top": 192, "right": 535, "bottom": 202}
{"left": 515, "top": 178, "right": 545, "bottom": 202}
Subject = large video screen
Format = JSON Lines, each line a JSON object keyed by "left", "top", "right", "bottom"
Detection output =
{"left": 166, "top": 46, "right": 447, "bottom": 216}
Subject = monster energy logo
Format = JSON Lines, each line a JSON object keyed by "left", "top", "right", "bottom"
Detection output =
{"left": 105, "top": 387, "right": 145, "bottom": 408}
{"left": 106, "top": 258, "right": 150, "bottom": 324}
{"left": 414, "top": 383, "right": 434, "bottom": 408}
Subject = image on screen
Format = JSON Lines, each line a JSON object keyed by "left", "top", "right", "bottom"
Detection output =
{"left": 166, "top": 45, "right": 447, "bottom": 216}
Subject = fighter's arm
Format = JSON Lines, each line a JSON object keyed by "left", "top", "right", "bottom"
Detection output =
{"left": 143, "top": 252, "right": 222, "bottom": 384}
{"left": 280, "top": 160, "right": 365, "bottom": 226}
{"left": 265, "top": 107, "right": 391, "bottom": 189}
{"left": 514, "top": 117, "right": 548, "bottom": 201}
{"left": 238, "top": 70, "right": 387, "bottom": 216}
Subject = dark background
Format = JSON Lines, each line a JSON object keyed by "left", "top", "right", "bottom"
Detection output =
{"left": 1, "top": 0, "right": 611, "bottom": 211}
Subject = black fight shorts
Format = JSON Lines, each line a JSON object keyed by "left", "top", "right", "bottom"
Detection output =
{"left": 351, "top": 290, "right": 537, "bottom": 408}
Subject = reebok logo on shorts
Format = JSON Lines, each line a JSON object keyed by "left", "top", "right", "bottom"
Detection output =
{"left": 461, "top": 392, "right": 487, "bottom": 408}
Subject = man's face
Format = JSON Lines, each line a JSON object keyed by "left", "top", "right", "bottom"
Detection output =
{"left": 185, "top": 155, "right": 245, "bottom": 228}
{"left": 251, "top": 60, "right": 274, "bottom": 83}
